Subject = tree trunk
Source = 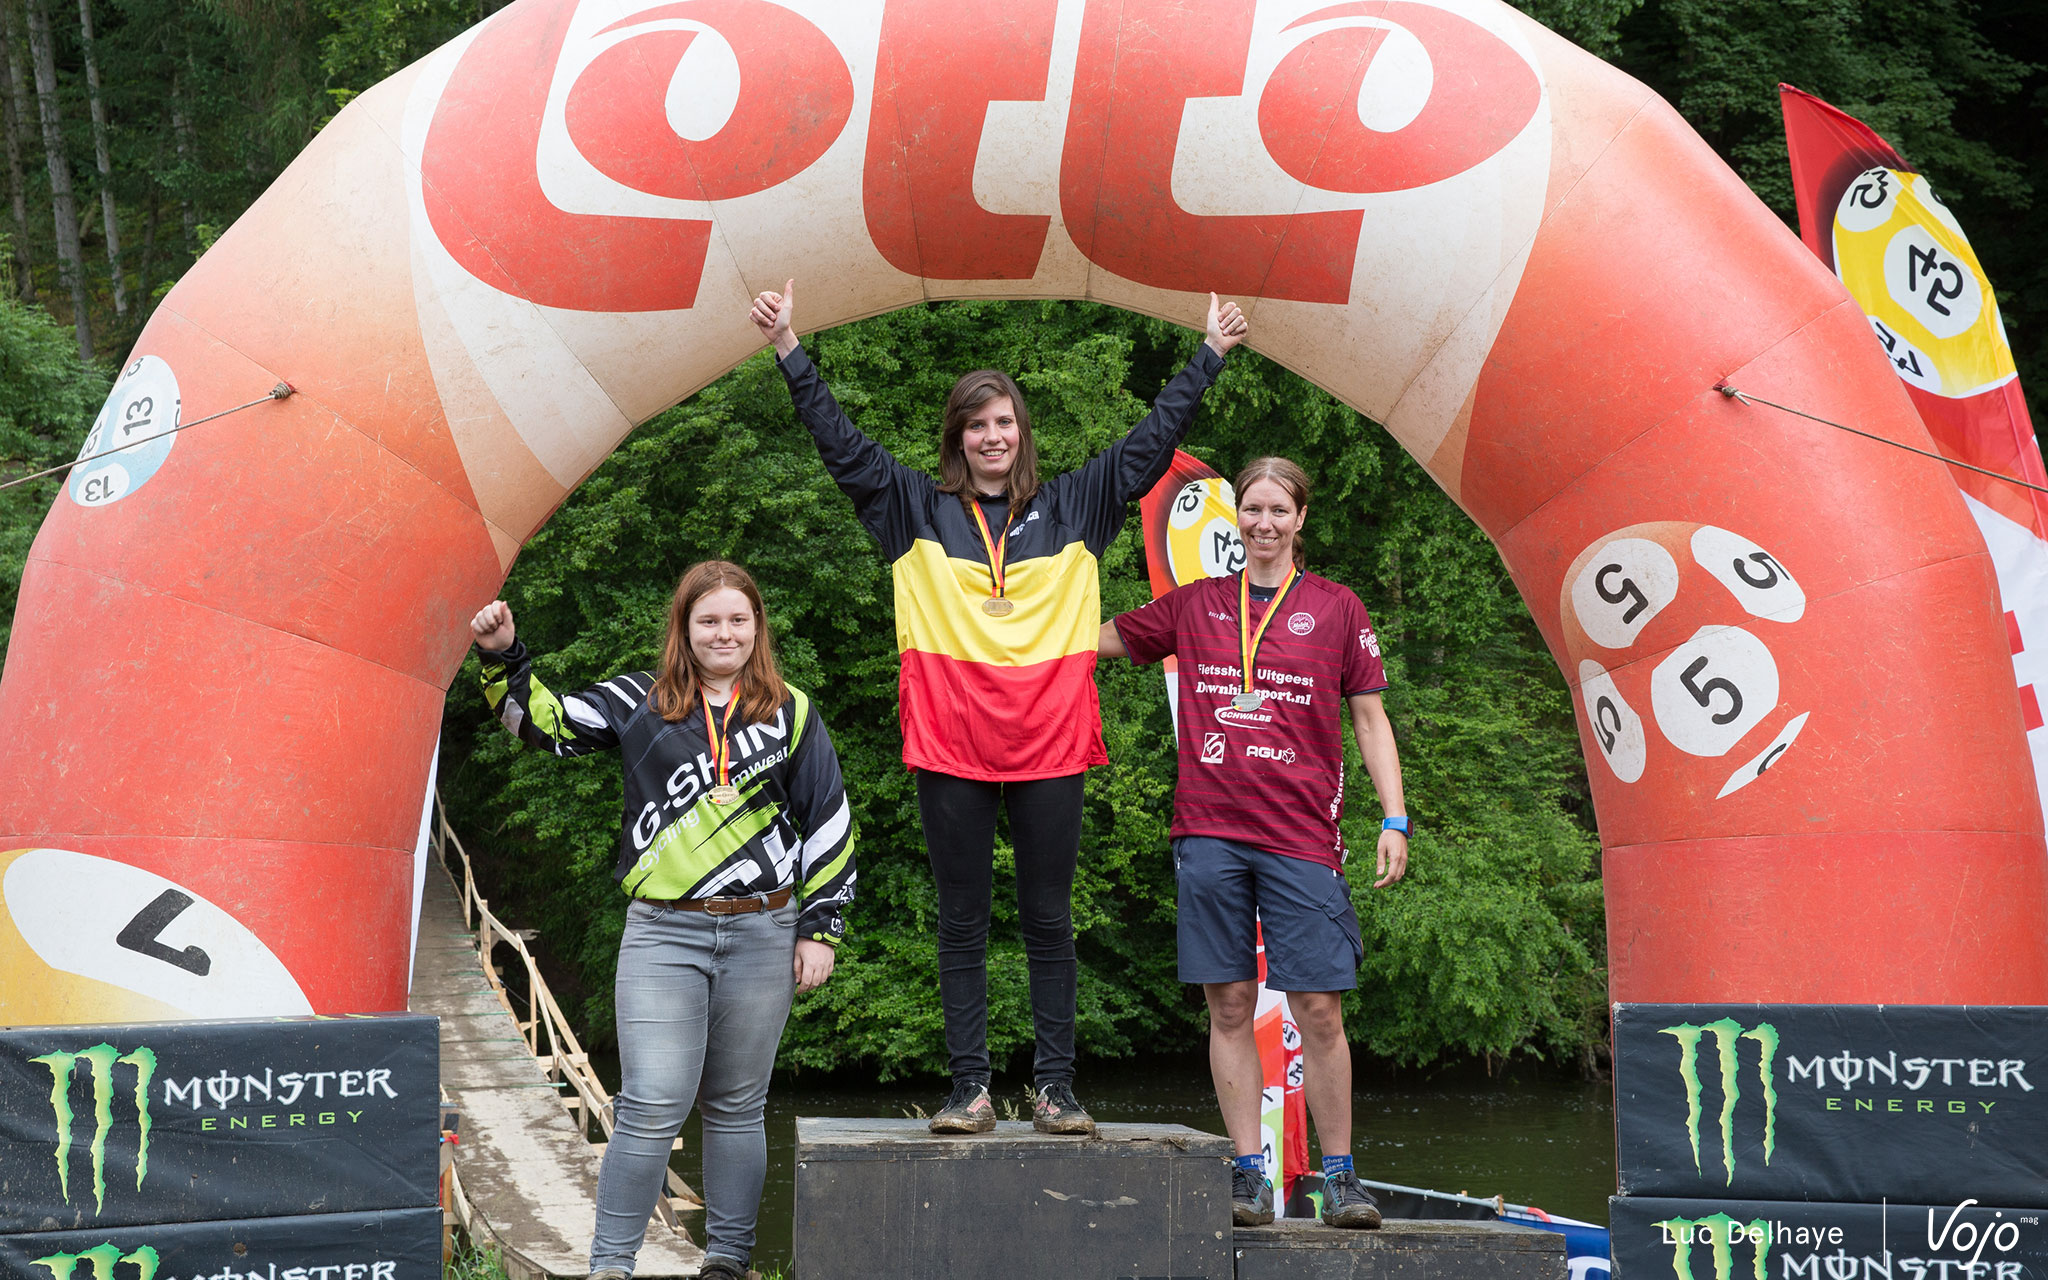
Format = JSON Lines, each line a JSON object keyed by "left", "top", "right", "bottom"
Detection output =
{"left": 75, "top": 0, "right": 121, "bottom": 314}
{"left": 170, "top": 69, "right": 194, "bottom": 257}
{"left": 22, "top": 0, "right": 88, "bottom": 358}
{"left": 135, "top": 162, "right": 157, "bottom": 303}
{"left": 0, "top": 0, "right": 35, "bottom": 300}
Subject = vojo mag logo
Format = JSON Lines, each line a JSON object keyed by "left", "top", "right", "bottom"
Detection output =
{"left": 1659, "top": 1019, "right": 1779, "bottom": 1185}
{"left": 30, "top": 1243, "right": 159, "bottom": 1280}
{"left": 28, "top": 1042, "right": 159, "bottom": 1215}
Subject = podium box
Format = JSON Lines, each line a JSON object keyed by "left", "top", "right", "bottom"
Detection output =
{"left": 0, "top": 1205, "right": 443, "bottom": 1279}
{"left": 1232, "top": 1219, "right": 1569, "bottom": 1280}
{"left": 794, "top": 1117, "right": 1232, "bottom": 1280}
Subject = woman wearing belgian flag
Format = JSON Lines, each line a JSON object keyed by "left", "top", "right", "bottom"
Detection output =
{"left": 470, "top": 560, "right": 854, "bottom": 1280}
{"left": 1100, "top": 456, "right": 1408, "bottom": 1230}
{"left": 750, "top": 282, "right": 1247, "bottom": 1135}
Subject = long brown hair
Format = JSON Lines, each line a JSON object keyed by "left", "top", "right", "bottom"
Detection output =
{"left": 936, "top": 369, "right": 1041, "bottom": 506}
{"left": 1233, "top": 457, "right": 1312, "bottom": 569}
{"left": 649, "top": 561, "right": 790, "bottom": 727}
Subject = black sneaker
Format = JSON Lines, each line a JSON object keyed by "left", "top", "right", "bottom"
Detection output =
{"left": 1319, "top": 1169, "right": 1383, "bottom": 1229}
{"left": 697, "top": 1258, "right": 746, "bottom": 1280}
{"left": 1230, "top": 1162, "right": 1275, "bottom": 1226}
{"left": 1032, "top": 1081, "right": 1097, "bottom": 1136}
{"left": 928, "top": 1079, "right": 995, "bottom": 1133}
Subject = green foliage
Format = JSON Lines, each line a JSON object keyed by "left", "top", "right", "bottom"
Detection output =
{"left": 320, "top": 0, "right": 479, "bottom": 111}
{"left": 444, "top": 1238, "right": 510, "bottom": 1280}
{"left": 441, "top": 302, "right": 1608, "bottom": 1075}
{"left": 1617, "top": 0, "right": 2031, "bottom": 210}
{"left": 1506, "top": 0, "right": 1647, "bottom": 55}
{"left": 0, "top": 294, "right": 109, "bottom": 659}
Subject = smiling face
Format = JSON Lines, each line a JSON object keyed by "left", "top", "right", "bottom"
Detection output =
{"left": 1238, "top": 478, "right": 1307, "bottom": 572}
{"left": 962, "top": 395, "right": 1021, "bottom": 491}
{"left": 688, "top": 586, "right": 758, "bottom": 689}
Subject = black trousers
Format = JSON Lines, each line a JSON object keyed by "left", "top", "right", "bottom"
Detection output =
{"left": 915, "top": 769, "right": 1083, "bottom": 1087}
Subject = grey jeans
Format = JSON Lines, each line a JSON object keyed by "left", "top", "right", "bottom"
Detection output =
{"left": 590, "top": 896, "right": 797, "bottom": 1274}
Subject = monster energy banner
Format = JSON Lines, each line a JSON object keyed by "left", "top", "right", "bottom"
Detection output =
{"left": 1610, "top": 1197, "right": 2048, "bottom": 1280}
{"left": 1615, "top": 1004, "right": 2047, "bottom": 1205}
{"left": 0, "top": 1206, "right": 442, "bottom": 1280}
{"left": 0, "top": 1016, "right": 438, "bottom": 1233}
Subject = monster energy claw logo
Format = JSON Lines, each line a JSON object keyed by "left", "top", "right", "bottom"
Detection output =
{"left": 1660, "top": 1019, "right": 1778, "bottom": 1185}
{"left": 30, "top": 1044, "right": 158, "bottom": 1214}
{"left": 1657, "top": 1214, "right": 1770, "bottom": 1280}
{"left": 32, "top": 1244, "right": 160, "bottom": 1280}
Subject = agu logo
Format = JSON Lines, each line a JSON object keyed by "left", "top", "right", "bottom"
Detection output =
{"left": 1660, "top": 1019, "right": 1779, "bottom": 1184}
{"left": 1201, "top": 732, "right": 1227, "bottom": 764}
{"left": 30, "top": 1043, "right": 158, "bottom": 1214}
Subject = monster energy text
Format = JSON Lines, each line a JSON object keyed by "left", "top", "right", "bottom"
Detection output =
{"left": 30, "top": 1044, "right": 405, "bottom": 1217}
{"left": 31, "top": 1246, "right": 402, "bottom": 1280}
{"left": 1661, "top": 1020, "right": 2034, "bottom": 1184}
{"left": 1653, "top": 1218, "right": 2031, "bottom": 1280}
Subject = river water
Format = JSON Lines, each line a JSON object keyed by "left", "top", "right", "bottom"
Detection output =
{"left": 625, "top": 1056, "right": 1615, "bottom": 1275}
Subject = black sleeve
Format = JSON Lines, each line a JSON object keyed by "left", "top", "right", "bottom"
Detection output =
{"left": 783, "top": 699, "right": 856, "bottom": 945}
{"left": 476, "top": 639, "right": 643, "bottom": 756}
{"left": 777, "top": 344, "right": 933, "bottom": 562}
{"left": 1051, "top": 344, "right": 1227, "bottom": 556}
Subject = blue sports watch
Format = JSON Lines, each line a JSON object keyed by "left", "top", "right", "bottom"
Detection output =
{"left": 1382, "top": 816, "right": 1412, "bottom": 836}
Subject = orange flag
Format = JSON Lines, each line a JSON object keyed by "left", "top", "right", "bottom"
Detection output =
{"left": 1781, "top": 84, "right": 2048, "bottom": 806}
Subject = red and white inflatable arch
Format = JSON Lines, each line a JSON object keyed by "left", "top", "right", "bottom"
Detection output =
{"left": 3, "top": 0, "right": 2043, "bottom": 1024}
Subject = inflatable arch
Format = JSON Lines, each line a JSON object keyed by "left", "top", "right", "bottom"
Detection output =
{"left": 2, "top": 0, "right": 2044, "bottom": 1024}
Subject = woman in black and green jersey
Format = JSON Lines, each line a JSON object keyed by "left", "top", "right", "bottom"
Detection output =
{"left": 471, "top": 560, "right": 854, "bottom": 1280}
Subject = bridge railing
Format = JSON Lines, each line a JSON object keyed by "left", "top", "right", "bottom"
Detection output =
{"left": 432, "top": 794, "right": 703, "bottom": 1230}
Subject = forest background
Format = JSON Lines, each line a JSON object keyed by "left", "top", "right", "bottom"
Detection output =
{"left": 0, "top": 0, "right": 2040, "bottom": 1077}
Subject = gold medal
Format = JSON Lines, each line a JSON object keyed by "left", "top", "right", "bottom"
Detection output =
{"left": 701, "top": 690, "right": 739, "bottom": 806}
{"left": 967, "top": 497, "right": 1018, "bottom": 620}
{"left": 1237, "top": 567, "right": 1301, "bottom": 714}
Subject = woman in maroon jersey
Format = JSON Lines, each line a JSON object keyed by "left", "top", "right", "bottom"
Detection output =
{"left": 1099, "top": 455, "right": 1407, "bottom": 1230}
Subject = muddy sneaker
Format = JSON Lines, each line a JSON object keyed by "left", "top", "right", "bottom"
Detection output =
{"left": 1230, "top": 1162, "right": 1275, "bottom": 1226}
{"left": 928, "top": 1079, "right": 996, "bottom": 1133}
{"left": 1319, "top": 1169, "right": 1383, "bottom": 1229}
{"left": 587, "top": 1270, "right": 631, "bottom": 1280}
{"left": 1032, "top": 1081, "right": 1098, "bottom": 1136}
{"left": 696, "top": 1259, "right": 746, "bottom": 1280}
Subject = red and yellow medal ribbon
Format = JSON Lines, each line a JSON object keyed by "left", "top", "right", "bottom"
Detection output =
{"left": 967, "top": 498, "right": 1017, "bottom": 603}
{"left": 1239, "top": 566, "right": 1301, "bottom": 698}
{"left": 701, "top": 690, "right": 733, "bottom": 791}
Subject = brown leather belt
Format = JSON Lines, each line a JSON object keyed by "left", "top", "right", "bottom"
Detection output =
{"left": 638, "top": 886, "right": 792, "bottom": 915}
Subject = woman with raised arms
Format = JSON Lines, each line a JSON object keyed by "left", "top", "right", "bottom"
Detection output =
{"left": 1099, "top": 457, "right": 1408, "bottom": 1229}
{"left": 750, "top": 283, "right": 1247, "bottom": 1134}
{"left": 470, "top": 561, "right": 855, "bottom": 1280}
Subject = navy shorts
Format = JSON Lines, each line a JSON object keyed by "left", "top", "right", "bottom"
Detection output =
{"left": 1173, "top": 835, "right": 1364, "bottom": 992}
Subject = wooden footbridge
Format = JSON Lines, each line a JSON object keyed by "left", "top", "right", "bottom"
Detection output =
{"left": 413, "top": 803, "right": 703, "bottom": 1279}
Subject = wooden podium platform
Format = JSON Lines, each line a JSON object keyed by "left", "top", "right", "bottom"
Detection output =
{"left": 793, "top": 1117, "right": 1571, "bottom": 1279}
{"left": 1234, "top": 1218, "right": 1568, "bottom": 1279}
{"left": 795, "top": 1118, "right": 1233, "bottom": 1280}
